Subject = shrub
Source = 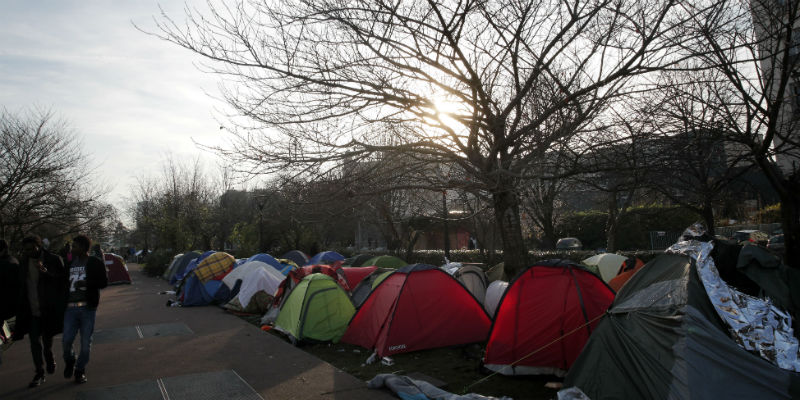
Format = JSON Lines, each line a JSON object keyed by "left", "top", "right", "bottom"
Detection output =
{"left": 142, "top": 249, "right": 174, "bottom": 277}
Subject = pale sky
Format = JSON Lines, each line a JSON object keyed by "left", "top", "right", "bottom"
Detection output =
{"left": 0, "top": 0, "right": 230, "bottom": 215}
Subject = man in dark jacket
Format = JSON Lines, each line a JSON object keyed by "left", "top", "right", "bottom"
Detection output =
{"left": 0, "top": 239, "right": 19, "bottom": 322}
{"left": 62, "top": 234, "right": 107, "bottom": 384}
{"left": 16, "top": 235, "right": 67, "bottom": 388}
{"left": 1, "top": 239, "right": 19, "bottom": 365}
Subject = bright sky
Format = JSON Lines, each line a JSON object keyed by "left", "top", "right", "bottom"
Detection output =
{"left": 0, "top": 0, "right": 228, "bottom": 215}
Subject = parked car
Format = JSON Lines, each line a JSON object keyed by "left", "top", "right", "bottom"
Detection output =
{"left": 732, "top": 230, "right": 769, "bottom": 246}
{"left": 556, "top": 237, "right": 583, "bottom": 250}
{"left": 767, "top": 234, "right": 785, "bottom": 253}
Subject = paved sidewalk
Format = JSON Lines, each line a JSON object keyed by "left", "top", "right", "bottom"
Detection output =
{"left": 0, "top": 264, "right": 393, "bottom": 399}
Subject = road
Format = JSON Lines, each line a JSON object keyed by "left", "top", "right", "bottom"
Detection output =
{"left": 0, "top": 263, "right": 392, "bottom": 400}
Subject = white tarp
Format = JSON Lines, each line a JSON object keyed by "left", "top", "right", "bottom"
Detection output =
{"left": 238, "top": 266, "right": 285, "bottom": 308}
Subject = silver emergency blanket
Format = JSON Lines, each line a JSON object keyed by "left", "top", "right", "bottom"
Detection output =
{"left": 667, "top": 235, "right": 800, "bottom": 371}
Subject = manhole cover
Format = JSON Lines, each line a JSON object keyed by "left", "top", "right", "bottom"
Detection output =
{"left": 76, "top": 370, "right": 262, "bottom": 400}
{"left": 92, "top": 327, "right": 140, "bottom": 344}
{"left": 162, "top": 370, "right": 262, "bottom": 400}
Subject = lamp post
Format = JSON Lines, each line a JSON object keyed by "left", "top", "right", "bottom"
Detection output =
{"left": 254, "top": 194, "right": 267, "bottom": 253}
{"left": 443, "top": 189, "right": 450, "bottom": 260}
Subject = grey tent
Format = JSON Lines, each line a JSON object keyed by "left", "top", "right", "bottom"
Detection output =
{"left": 563, "top": 251, "right": 800, "bottom": 399}
{"left": 163, "top": 251, "right": 201, "bottom": 283}
{"left": 454, "top": 265, "right": 488, "bottom": 305}
{"left": 162, "top": 253, "right": 183, "bottom": 280}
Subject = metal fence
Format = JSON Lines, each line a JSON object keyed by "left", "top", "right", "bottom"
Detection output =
{"left": 648, "top": 231, "right": 683, "bottom": 250}
{"left": 715, "top": 223, "right": 782, "bottom": 238}
{"left": 649, "top": 223, "right": 782, "bottom": 250}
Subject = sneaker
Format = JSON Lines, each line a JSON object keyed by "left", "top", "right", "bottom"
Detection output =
{"left": 28, "top": 372, "right": 45, "bottom": 388}
{"left": 46, "top": 361, "right": 56, "bottom": 374}
{"left": 64, "top": 360, "right": 75, "bottom": 379}
{"left": 74, "top": 370, "right": 87, "bottom": 384}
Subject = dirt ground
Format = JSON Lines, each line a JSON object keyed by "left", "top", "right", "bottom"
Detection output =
{"left": 236, "top": 315, "right": 560, "bottom": 400}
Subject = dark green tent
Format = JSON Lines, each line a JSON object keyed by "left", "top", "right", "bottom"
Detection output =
{"left": 564, "top": 252, "right": 800, "bottom": 399}
{"left": 361, "top": 255, "right": 407, "bottom": 269}
{"left": 343, "top": 253, "right": 374, "bottom": 268}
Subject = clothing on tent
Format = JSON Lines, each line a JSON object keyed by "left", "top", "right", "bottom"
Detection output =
{"left": 194, "top": 252, "right": 234, "bottom": 283}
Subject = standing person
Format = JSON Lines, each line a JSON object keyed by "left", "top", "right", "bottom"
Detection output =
{"left": 0, "top": 239, "right": 19, "bottom": 322}
{"left": 59, "top": 241, "right": 72, "bottom": 264}
{"left": 15, "top": 235, "right": 67, "bottom": 388}
{"left": 0, "top": 239, "right": 20, "bottom": 365}
{"left": 62, "top": 234, "right": 107, "bottom": 384}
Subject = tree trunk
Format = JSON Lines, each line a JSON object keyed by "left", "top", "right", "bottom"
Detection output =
{"left": 492, "top": 189, "right": 527, "bottom": 279}
{"left": 605, "top": 189, "right": 619, "bottom": 252}
{"left": 701, "top": 203, "right": 716, "bottom": 237}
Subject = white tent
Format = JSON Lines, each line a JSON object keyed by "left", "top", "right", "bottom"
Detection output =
{"left": 238, "top": 267, "right": 284, "bottom": 308}
{"left": 582, "top": 253, "right": 628, "bottom": 282}
{"left": 223, "top": 261, "right": 276, "bottom": 289}
{"left": 484, "top": 280, "right": 509, "bottom": 318}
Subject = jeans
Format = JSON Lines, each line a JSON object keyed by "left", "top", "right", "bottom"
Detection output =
{"left": 62, "top": 306, "right": 96, "bottom": 371}
{"left": 29, "top": 316, "right": 54, "bottom": 373}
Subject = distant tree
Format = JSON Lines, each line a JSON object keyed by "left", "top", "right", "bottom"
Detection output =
{"left": 645, "top": 71, "right": 754, "bottom": 236}
{"left": 0, "top": 107, "right": 113, "bottom": 245}
{"left": 152, "top": 0, "right": 696, "bottom": 277}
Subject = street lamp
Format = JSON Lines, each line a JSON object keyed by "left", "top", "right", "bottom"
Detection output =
{"left": 254, "top": 194, "right": 268, "bottom": 253}
{"left": 443, "top": 189, "right": 450, "bottom": 260}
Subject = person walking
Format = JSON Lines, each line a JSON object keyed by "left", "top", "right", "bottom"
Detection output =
{"left": 0, "top": 239, "right": 20, "bottom": 365}
{"left": 15, "top": 235, "right": 67, "bottom": 388}
{"left": 62, "top": 234, "right": 107, "bottom": 384}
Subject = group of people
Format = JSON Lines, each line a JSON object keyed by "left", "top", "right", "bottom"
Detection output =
{"left": 0, "top": 234, "right": 108, "bottom": 389}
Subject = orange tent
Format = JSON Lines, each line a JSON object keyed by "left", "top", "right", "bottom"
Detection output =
{"left": 607, "top": 258, "right": 645, "bottom": 292}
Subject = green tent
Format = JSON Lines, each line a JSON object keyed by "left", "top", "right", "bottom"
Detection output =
{"left": 274, "top": 273, "right": 355, "bottom": 343}
{"left": 362, "top": 255, "right": 407, "bottom": 268}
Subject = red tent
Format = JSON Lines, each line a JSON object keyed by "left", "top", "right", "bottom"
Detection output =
{"left": 341, "top": 264, "right": 491, "bottom": 357}
{"left": 483, "top": 260, "right": 614, "bottom": 377}
{"left": 341, "top": 266, "right": 378, "bottom": 289}
{"left": 104, "top": 253, "right": 132, "bottom": 285}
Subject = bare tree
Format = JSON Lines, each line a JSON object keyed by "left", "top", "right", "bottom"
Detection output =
{"left": 151, "top": 0, "right": 697, "bottom": 276}
{"left": 645, "top": 71, "right": 754, "bottom": 236}
{"left": 0, "top": 107, "right": 113, "bottom": 244}
{"left": 683, "top": 0, "right": 800, "bottom": 267}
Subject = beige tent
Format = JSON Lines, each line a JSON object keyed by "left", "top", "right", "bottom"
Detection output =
{"left": 582, "top": 253, "right": 628, "bottom": 282}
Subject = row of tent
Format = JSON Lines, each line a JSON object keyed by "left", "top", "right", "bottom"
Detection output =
{"left": 159, "top": 241, "right": 800, "bottom": 399}
{"left": 160, "top": 249, "right": 623, "bottom": 377}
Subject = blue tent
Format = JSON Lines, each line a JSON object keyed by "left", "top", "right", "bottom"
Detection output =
{"left": 306, "top": 251, "right": 344, "bottom": 266}
{"left": 181, "top": 274, "right": 226, "bottom": 307}
{"left": 282, "top": 250, "right": 309, "bottom": 267}
{"left": 172, "top": 250, "right": 214, "bottom": 285}
{"left": 246, "top": 253, "right": 283, "bottom": 271}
